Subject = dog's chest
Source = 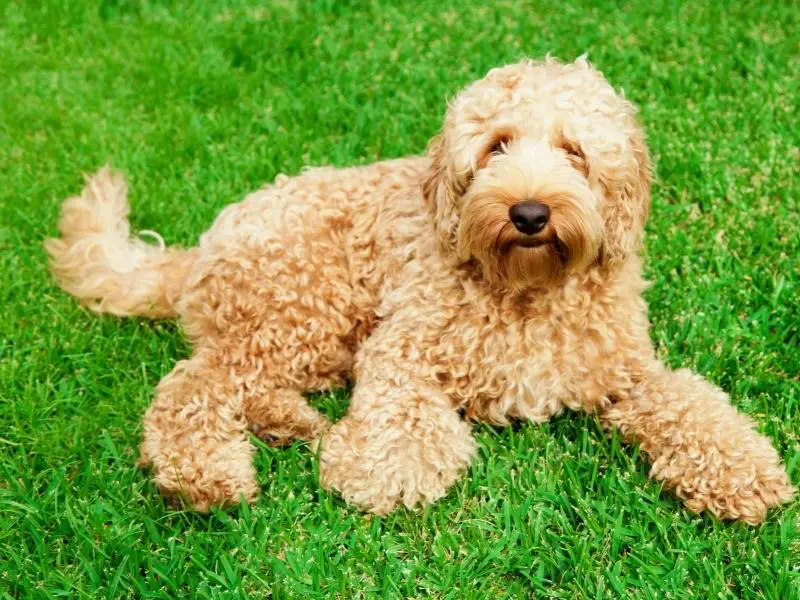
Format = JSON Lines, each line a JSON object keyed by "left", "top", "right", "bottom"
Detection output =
{"left": 434, "top": 299, "right": 579, "bottom": 424}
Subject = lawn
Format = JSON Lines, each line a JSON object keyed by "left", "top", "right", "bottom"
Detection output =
{"left": 1, "top": 0, "right": 798, "bottom": 597}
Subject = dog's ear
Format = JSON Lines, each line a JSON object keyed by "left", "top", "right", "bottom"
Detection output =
{"left": 422, "top": 133, "right": 462, "bottom": 258}
{"left": 421, "top": 134, "right": 445, "bottom": 212}
{"left": 599, "top": 124, "right": 651, "bottom": 264}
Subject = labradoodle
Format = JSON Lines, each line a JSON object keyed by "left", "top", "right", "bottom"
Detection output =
{"left": 45, "top": 57, "right": 794, "bottom": 523}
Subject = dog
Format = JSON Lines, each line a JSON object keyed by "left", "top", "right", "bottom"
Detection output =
{"left": 45, "top": 57, "right": 793, "bottom": 523}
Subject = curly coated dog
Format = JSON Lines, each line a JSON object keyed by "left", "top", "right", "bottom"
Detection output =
{"left": 45, "top": 57, "right": 793, "bottom": 523}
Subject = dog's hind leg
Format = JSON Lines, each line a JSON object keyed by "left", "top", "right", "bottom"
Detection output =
{"left": 244, "top": 387, "right": 331, "bottom": 445}
{"left": 138, "top": 348, "right": 335, "bottom": 511}
{"left": 138, "top": 350, "right": 263, "bottom": 511}
{"left": 175, "top": 219, "right": 367, "bottom": 450}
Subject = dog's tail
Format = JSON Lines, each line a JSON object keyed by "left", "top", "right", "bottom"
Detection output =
{"left": 44, "top": 167, "right": 197, "bottom": 318}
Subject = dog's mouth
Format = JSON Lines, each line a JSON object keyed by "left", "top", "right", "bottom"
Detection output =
{"left": 512, "top": 237, "right": 549, "bottom": 248}
{"left": 507, "top": 236, "right": 569, "bottom": 263}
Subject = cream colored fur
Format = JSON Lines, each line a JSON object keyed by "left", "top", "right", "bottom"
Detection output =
{"left": 45, "top": 58, "right": 793, "bottom": 523}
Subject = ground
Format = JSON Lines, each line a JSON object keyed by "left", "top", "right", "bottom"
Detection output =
{"left": 1, "top": 0, "right": 798, "bottom": 597}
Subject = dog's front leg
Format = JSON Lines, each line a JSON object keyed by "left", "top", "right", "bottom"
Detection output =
{"left": 601, "top": 364, "right": 794, "bottom": 523}
{"left": 318, "top": 319, "right": 476, "bottom": 515}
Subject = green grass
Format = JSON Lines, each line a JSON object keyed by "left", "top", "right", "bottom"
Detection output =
{"left": 1, "top": 0, "right": 798, "bottom": 597}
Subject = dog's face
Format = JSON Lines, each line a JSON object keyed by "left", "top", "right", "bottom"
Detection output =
{"left": 423, "top": 58, "right": 651, "bottom": 290}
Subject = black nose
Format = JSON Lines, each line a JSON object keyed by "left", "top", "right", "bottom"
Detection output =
{"left": 509, "top": 201, "right": 551, "bottom": 235}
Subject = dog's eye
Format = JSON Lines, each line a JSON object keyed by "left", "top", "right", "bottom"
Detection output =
{"left": 561, "top": 141, "right": 588, "bottom": 176}
{"left": 556, "top": 134, "right": 585, "bottom": 162}
{"left": 479, "top": 134, "right": 513, "bottom": 169}
{"left": 489, "top": 140, "right": 506, "bottom": 155}
{"left": 560, "top": 141, "right": 583, "bottom": 159}
{"left": 488, "top": 134, "right": 512, "bottom": 156}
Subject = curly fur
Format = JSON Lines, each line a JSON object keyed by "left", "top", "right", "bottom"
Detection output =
{"left": 45, "top": 57, "right": 793, "bottom": 523}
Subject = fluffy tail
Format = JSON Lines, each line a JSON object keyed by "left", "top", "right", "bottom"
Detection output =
{"left": 44, "top": 167, "right": 197, "bottom": 318}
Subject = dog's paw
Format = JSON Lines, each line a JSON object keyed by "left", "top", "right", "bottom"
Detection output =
{"left": 145, "top": 437, "right": 260, "bottom": 512}
{"left": 318, "top": 407, "right": 476, "bottom": 515}
{"left": 679, "top": 462, "right": 794, "bottom": 525}
{"left": 245, "top": 388, "right": 332, "bottom": 446}
{"left": 664, "top": 446, "right": 795, "bottom": 525}
{"left": 249, "top": 415, "right": 329, "bottom": 447}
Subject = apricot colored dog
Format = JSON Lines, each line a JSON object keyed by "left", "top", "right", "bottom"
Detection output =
{"left": 46, "top": 58, "right": 793, "bottom": 523}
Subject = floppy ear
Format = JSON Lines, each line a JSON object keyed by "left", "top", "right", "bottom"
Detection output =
{"left": 600, "top": 124, "right": 652, "bottom": 264}
{"left": 422, "top": 133, "right": 462, "bottom": 257}
{"left": 421, "top": 134, "right": 444, "bottom": 212}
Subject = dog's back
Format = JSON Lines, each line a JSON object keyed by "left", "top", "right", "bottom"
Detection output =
{"left": 44, "top": 157, "right": 429, "bottom": 322}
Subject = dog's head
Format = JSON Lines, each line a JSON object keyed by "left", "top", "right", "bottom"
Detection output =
{"left": 423, "top": 57, "right": 651, "bottom": 290}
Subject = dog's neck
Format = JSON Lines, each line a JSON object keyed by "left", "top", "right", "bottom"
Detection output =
{"left": 454, "top": 254, "right": 645, "bottom": 306}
